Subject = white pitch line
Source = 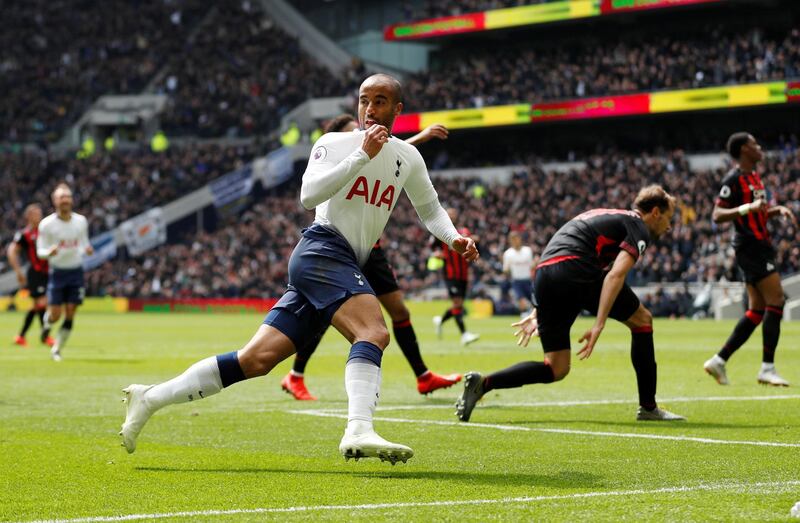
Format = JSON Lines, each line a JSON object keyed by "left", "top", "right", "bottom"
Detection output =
{"left": 20, "top": 480, "right": 800, "bottom": 523}
{"left": 291, "top": 410, "right": 800, "bottom": 448}
{"left": 295, "top": 394, "right": 800, "bottom": 414}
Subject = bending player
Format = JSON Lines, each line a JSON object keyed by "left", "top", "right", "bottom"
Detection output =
{"left": 282, "top": 115, "right": 461, "bottom": 400}
{"left": 703, "top": 133, "right": 796, "bottom": 386}
{"left": 120, "top": 74, "right": 478, "bottom": 464}
{"left": 456, "top": 186, "right": 686, "bottom": 422}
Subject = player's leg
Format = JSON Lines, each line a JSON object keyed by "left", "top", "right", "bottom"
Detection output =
{"left": 331, "top": 293, "right": 412, "bottom": 463}
{"left": 51, "top": 303, "right": 77, "bottom": 358}
{"left": 704, "top": 284, "right": 764, "bottom": 385}
{"left": 44, "top": 303, "right": 63, "bottom": 360}
{"left": 622, "top": 303, "right": 685, "bottom": 421}
{"left": 456, "top": 267, "right": 569, "bottom": 422}
{"left": 281, "top": 327, "right": 326, "bottom": 400}
{"left": 379, "top": 290, "right": 462, "bottom": 394}
{"left": 120, "top": 323, "right": 297, "bottom": 453}
{"left": 754, "top": 273, "right": 788, "bottom": 386}
{"left": 15, "top": 308, "right": 36, "bottom": 346}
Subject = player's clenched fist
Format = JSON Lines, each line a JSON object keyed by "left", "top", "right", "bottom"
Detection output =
{"left": 452, "top": 236, "right": 479, "bottom": 262}
{"left": 361, "top": 124, "right": 389, "bottom": 159}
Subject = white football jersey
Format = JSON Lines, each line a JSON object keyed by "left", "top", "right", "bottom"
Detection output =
{"left": 302, "top": 130, "right": 450, "bottom": 265}
{"left": 503, "top": 246, "right": 534, "bottom": 280}
{"left": 37, "top": 212, "right": 90, "bottom": 270}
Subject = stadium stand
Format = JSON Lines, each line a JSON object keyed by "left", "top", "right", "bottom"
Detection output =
{"left": 1, "top": 0, "right": 207, "bottom": 143}
{"left": 404, "top": 25, "right": 800, "bottom": 112}
{"left": 81, "top": 147, "right": 800, "bottom": 309}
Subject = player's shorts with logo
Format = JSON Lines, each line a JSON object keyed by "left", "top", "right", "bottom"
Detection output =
{"left": 264, "top": 224, "right": 375, "bottom": 349}
{"left": 445, "top": 279, "right": 467, "bottom": 299}
{"left": 47, "top": 268, "right": 85, "bottom": 305}
{"left": 362, "top": 245, "right": 400, "bottom": 296}
{"left": 533, "top": 259, "right": 640, "bottom": 352}
{"left": 735, "top": 244, "right": 777, "bottom": 284}
{"left": 27, "top": 269, "right": 49, "bottom": 299}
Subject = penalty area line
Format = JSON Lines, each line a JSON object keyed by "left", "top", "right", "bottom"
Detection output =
{"left": 22, "top": 480, "right": 800, "bottom": 523}
{"left": 291, "top": 410, "right": 800, "bottom": 448}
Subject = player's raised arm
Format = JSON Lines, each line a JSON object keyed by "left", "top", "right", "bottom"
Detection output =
{"left": 403, "top": 152, "right": 478, "bottom": 262}
{"left": 405, "top": 124, "right": 449, "bottom": 147}
{"left": 299, "top": 131, "right": 383, "bottom": 210}
{"left": 79, "top": 216, "right": 93, "bottom": 255}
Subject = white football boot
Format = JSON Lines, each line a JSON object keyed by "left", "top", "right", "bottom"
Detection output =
{"left": 119, "top": 384, "right": 155, "bottom": 453}
{"left": 757, "top": 364, "right": 789, "bottom": 387}
{"left": 636, "top": 406, "right": 687, "bottom": 421}
{"left": 339, "top": 431, "right": 414, "bottom": 465}
{"left": 432, "top": 316, "right": 443, "bottom": 339}
{"left": 703, "top": 355, "right": 729, "bottom": 385}
{"left": 460, "top": 331, "right": 480, "bottom": 346}
{"left": 50, "top": 346, "right": 63, "bottom": 362}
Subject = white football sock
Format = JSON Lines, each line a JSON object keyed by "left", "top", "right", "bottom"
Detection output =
{"left": 144, "top": 356, "right": 223, "bottom": 411}
{"left": 345, "top": 360, "right": 382, "bottom": 436}
{"left": 55, "top": 327, "right": 71, "bottom": 351}
{"left": 43, "top": 311, "right": 52, "bottom": 330}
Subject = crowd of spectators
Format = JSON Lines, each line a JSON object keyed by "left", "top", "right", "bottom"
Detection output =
{"left": 0, "top": 143, "right": 263, "bottom": 274}
{"left": 155, "top": 1, "right": 364, "bottom": 138}
{"left": 81, "top": 148, "right": 800, "bottom": 305}
{"left": 404, "top": 25, "right": 800, "bottom": 112}
{"left": 1, "top": 0, "right": 207, "bottom": 143}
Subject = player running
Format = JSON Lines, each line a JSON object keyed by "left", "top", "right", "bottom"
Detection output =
{"left": 703, "top": 133, "right": 796, "bottom": 386}
{"left": 119, "top": 74, "right": 478, "bottom": 464}
{"left": 281, "top": 115, "right": 461, "bottom": 400}
{"left": 36, "top": 184, "right": 93, "bottom": 361}
{"left": 431, "top": 207, "right": 480, "bottom": 346}
{"left": 7, "top": 204, "right": 54, "bottom": 347}
{"left": 456, "top": 185, "right": 686, "bottom": 422}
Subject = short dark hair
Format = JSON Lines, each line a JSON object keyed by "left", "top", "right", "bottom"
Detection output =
{"left": 726, "top": 132, "right": 750, "bottom": 159}
{"left": 324, "top": 114, "right": 355, "bottom": 134}
{"left": 360, "top": 73, "right": 404, "bottom": 104}
{"left": 634, "top": 185, "right": 675, "bottom": 213}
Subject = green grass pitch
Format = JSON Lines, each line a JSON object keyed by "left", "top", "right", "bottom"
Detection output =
{"left": 1, "top": 311, "right": 799, "bottom": 522}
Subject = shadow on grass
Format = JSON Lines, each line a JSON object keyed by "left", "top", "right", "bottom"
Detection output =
{"left": 135, "top": 466, "right": 602, "bottom": 488}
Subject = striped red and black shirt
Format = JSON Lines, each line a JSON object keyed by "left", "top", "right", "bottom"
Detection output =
{"left": 715, "top": 168, "right": 771, "bottom": 248}
{"left": 432, "top": 227, "right": 470, "bottom": 282}
{"left": 12, "top": 226, "right": 48, "bottom": 273}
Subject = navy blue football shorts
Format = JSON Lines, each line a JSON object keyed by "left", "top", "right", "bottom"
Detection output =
{"left": 47, "top": 268, "right": 85, "bottom": 305}
{"left": 263, "top": 224, "right": 375, "bottom": 349}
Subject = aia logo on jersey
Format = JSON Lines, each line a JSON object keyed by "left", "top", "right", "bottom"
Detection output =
{"left": 345, "top": 176, "right": 396, "bottom": 210}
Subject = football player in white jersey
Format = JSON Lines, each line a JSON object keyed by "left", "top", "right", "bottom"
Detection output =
{"left": 36, "top": 184, "right": 93, "bottom": 361}
{"left": 502, "top": 231, "right": 535, "bottom": 313}
{"left": 119, "top": 74, "right": 478, "bottom": 464}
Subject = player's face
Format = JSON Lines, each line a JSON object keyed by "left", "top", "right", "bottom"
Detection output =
{"left": 743, "top": 135, "right": 764, "bottom": 162}
{"left": 358, "top": 82, "right": 402, "bottom": 132}
{"left": 509, "top": 234, "right": 521, "bottom": 248}
{"left": 53, "top": 189, "right": 73, "bottom": 213}
{"left": 26, "top": 206, "right": 42, "bottom": 226}
{"left": 651, "top": 204, "right": 675, "bottom": 239}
